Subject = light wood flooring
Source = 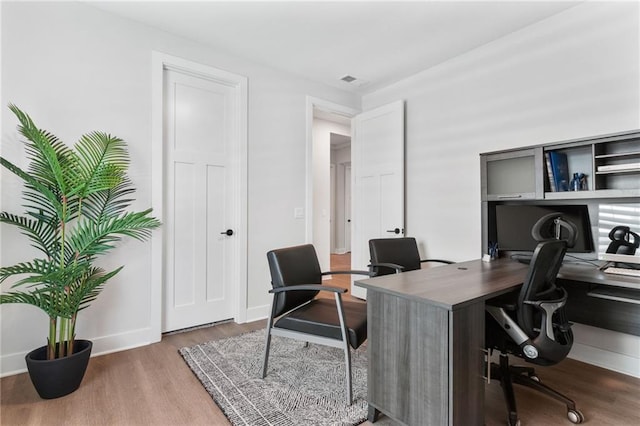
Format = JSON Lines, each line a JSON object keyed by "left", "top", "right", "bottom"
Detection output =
{"left": 2, "top": 253, "right": 639, "bottom": 425}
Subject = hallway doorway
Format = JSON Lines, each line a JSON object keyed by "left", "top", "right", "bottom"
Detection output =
{"left": 307, "top": 97, "right": 357, "bottom": 272}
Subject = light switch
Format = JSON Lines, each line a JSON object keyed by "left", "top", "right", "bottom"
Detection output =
{"left": 294, "top": 207, "right": 304, "bottom": 219}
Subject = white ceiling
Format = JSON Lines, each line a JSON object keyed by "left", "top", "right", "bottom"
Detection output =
{"left": 89, "top": 1, "right": 580, "bottom": 94}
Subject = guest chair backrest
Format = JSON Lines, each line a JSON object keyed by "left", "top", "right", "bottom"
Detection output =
{"left": 369, "top": 237, "right": 454, "bottom": 277}
{"left": 267, "top": 244, "right": 322, "bottom": 317}
{"left": 368, "top": 237, "right": 422, "bottom": 276}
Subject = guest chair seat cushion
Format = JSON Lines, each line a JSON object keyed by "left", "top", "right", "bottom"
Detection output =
{"left": 275, "top": 298, "right": 367, "bottom": 349}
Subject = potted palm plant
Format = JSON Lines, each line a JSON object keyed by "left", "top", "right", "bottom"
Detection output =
{"left": 0, "top": 104, "right": 161, "bottom": 399}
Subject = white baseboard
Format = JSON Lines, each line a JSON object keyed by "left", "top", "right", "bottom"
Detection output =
{"left": 569, "top": 343, "right": 640, "bottom": 378}
{"left": 568, "top": 323, "right": 640, "bottom": 378}
{"left": 333, "top": 248, "right": 348, "bottom": 255}
{"left": 0, "top": 327, "right": 159, "bottom": 378}
{"left": 244, "top": 304, "right": 270, "bottom": 323}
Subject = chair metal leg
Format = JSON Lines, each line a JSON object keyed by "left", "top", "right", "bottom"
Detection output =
{"left": 342, "top": 340, "right": 353, "bottom": 405}
{"left": 335, "top": 293, "right": 353, "bottom": 405}
{"left": 262, "top": 299, "right": 277, "bottom": 378}
{"left": 262, "top": 329, "right": 272, "bottom": 378}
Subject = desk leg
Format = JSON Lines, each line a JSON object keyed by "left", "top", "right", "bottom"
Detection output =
{"left": 368, "top": 405, "right": 380, "bottom": 423}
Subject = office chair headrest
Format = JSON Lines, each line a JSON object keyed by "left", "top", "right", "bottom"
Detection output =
{"left": 606, "top": 225, "right": 640, "bottom": 255}
{"left": 531, "top": 212, "right": 578, "bottom": 248}
{"left": 608, "top": 226, "right": 640, "bottom": 248}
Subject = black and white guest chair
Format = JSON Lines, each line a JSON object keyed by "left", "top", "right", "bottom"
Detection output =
{"left": 262, "top": 244, "right": 371, "bottom": 405}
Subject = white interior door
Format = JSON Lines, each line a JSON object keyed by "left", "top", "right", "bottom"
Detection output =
{"left": 163, "top": 69, "right": 236, "bottom": 332}
{"left": 351, "top": 101, "right": 405, "bottom": 299}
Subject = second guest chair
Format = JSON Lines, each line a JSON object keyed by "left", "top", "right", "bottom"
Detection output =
{"left": 368, "top": 237, "right": 454, "bottom": 276}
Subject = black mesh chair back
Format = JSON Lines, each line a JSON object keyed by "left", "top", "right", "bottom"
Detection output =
{"left": 516, "top": 239, "right": 573, "bottom": 362}
{"left": 485, "top": 213, "right": 584, "bottom": 425}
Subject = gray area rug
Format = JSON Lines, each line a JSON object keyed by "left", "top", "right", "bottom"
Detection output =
{"left": 179, "top": 329, "right": 369, "bottom": 425}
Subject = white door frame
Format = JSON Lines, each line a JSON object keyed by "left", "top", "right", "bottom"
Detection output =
{"left": 345, "top": 164, "right": 352, "bottom": 253}
{"left": 305, "top": 96, "right": 359, "bottom": 246}
{"left": 151, "top": 52, "right": 248, "bottom": 340}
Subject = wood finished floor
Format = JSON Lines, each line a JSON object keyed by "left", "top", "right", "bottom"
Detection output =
{"left": 2, "top": 254, "right": 639, "bottom": 425}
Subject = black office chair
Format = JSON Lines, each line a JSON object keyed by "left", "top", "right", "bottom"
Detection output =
{"left": 486, "top": 213, "right": 584, "bottom": 426}
{"left": 262, "top": 244, "right": 371, "bottom": 405}
{"left": 368, "top": 237, "right": 454, "bottom": 276}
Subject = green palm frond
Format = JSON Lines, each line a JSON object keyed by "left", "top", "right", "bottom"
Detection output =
{"left": 81, "top": 177, "right": 136, "bottom": 222}
{"left": 22, "top": 190, "right": 62, "bottom": 222}
{"left": 0, "top": 157, "right": 63, "bottom": 220}
{"left": 0, "top": 259, "right": 59, "bottom": 287}
{"left": 24, "top": 130, "right": 75, "bottom": 190}
{"left": 68, "top": 209, "right": 160, "bottom": 259}
{"left": 0, "top": 291, "right": 64, "bottom": 318}
{"left": 69, "top": 266, "right": 123, "bottom": 312}
{"left": 9, "top": 104, "right": 69, "bottom": 194}
{"left": 69, "top": 132, "right": 127, "bottom": 199}
{"left": 0, "top": 213, "right": 59, "bottom": 258}
{"left": 0, "top": 258, "right": 91, "bottom": 288}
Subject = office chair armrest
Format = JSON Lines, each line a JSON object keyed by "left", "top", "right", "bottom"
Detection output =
{"left": 486, "top": 290, "right": 519, "bottom": 311}
{"left": 321, "top": 270, "right": 373, "bottom": 277}
{"left": 269, "top": 284, "right": 347, "bottom": 294}
{"left": 487, "top": 300, "right": 518, "bottom": 311}
{"left": 368, "top": 262, "right": 405, "bottom": 273}
{"left": 420, "top": 258, "right": 455, "bottom": 265}
{"left": 524, "top": 288, "right": 568, "bottom": 341}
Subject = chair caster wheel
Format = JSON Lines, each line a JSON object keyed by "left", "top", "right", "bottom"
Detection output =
{"left": 567, "top": 409, "right": 584, "bottom": 424}
{"left": 508, "top": 414, "right": 521, "bottom": 426}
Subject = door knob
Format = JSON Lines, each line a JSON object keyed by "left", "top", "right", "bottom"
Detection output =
{"left": 220, "top": 229, "right": 234, "bottom": 236}
{"left": 386, "top": 228, "right": 401, "bottom": 234}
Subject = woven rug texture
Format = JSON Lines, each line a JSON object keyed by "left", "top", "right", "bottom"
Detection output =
{"left": 179, "top": 329, "right": 368, "bottom": 426}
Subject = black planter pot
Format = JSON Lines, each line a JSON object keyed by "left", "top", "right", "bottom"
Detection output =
{"left": 25, "top": 339, "right": 92, "bottom": 399}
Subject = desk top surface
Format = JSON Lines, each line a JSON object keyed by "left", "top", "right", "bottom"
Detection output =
{"left": 355, "top": 258, "right": 529, "bottom": 310}
{"left": 355, "top": 258, "right": 640, "bottom": 310}
{"left": 559, "top": 263, "right": 640, "bottom": 290}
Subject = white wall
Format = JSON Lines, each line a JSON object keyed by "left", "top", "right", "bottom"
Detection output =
{"left": 0, "top": 1, "right": 359, "bottom": 375}
{"left": 312, "top": 120, "right": 350, "bottom": 271}
{"left": 362, "top": 2, "right": 640, "bottom": 376}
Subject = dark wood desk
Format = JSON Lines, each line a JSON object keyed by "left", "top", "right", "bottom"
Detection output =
{"left": 355, "top": 258, "right": 530, "bottom": 426}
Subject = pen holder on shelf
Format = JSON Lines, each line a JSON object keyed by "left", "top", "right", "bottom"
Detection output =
{"left": 570, "top": 173, "right": 587, "bottom": 191}
{"left": 488, "top": 242, "right": 499, "bottom": 260}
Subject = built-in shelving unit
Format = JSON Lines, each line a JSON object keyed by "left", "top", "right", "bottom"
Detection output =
{"left": 481, "top": 130, "right": 640, "bottom": 202}
{"left": 480, "top": 130, "right": 640, "bottom": 337}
